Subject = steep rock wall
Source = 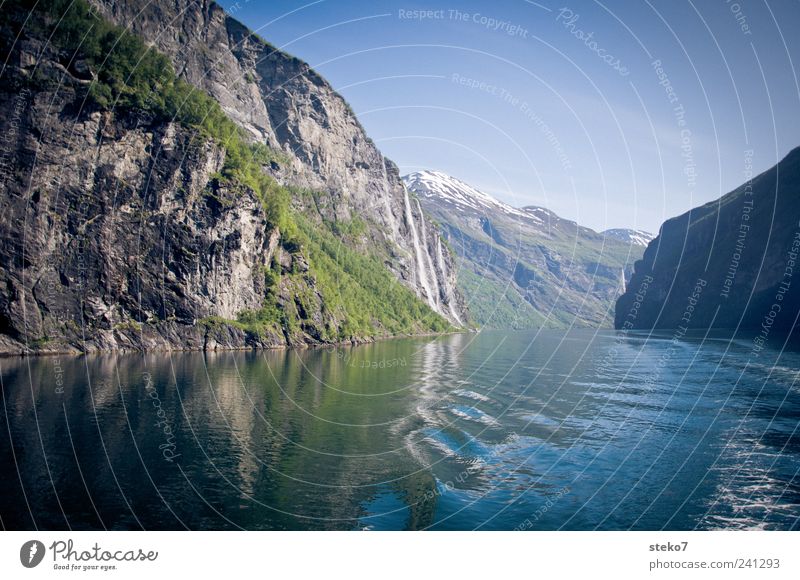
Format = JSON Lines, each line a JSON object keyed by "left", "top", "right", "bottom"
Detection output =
{"left": 91, "top": 0, "right": 467, "bottom": 324}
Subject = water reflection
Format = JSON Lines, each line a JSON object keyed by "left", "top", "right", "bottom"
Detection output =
{"left": 1, "top": 329, "right": 799, "bottom": 530}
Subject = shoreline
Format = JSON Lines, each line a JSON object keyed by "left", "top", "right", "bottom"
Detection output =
{"left": 0, "top": 327, "right": 475, "bottom": 359}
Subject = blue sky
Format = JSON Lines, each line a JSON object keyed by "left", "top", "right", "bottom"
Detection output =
{"left": 225, "top": 0, "right": 800, "bottom": 233}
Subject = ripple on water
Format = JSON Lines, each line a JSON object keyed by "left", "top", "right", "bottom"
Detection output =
{"left": 451, "top": 388, "right": 491, "bottom": 402}
{"left": 449, "top": 404, "right": 498, "bottom": 426}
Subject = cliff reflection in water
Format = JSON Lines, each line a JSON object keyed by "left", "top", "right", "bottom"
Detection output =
{"left": 0, "top": 337, "right": 460, "bottom": 530}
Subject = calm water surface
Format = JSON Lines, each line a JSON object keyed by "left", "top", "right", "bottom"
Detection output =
{"left": 1, "top": 329, "right": 799, "bottom": 530}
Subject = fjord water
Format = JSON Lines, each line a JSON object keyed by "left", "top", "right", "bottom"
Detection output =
{"left": 1, "top": 330, "right": 798, "bottom": 530}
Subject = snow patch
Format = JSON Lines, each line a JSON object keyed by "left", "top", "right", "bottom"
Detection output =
{"left": 601, "top": 228, "right": 655, "bottom": 247}
{"left": 403, "top": 170, "right": 541, "bottom": 223}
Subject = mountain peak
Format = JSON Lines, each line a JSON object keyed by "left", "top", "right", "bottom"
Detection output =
{"left": 404, "top": 172, "right": 653, "bottom": 243}
{"left": 403, "top": 171, "right": 541, "bottom": 223}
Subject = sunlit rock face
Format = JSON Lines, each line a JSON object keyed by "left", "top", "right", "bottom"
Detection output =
{"left": 90, "top": 0, "right": 467, "bottom": 326}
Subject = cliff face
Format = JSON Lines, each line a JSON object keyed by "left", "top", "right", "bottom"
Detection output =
{"left": 615, "top": 148, "right": 800, "bottom": 337}
{"left": 0, "top": 52, "right": 289, "bottom": 353}
{"left": 91, "top": 0, "right": 466, "bottom": 325}
{"left": 0, "top": 0, "right": 463, "bottom": 355}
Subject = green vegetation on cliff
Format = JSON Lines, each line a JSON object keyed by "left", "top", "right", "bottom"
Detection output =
{"left": 229, "top": 213, "right": 450, "bottom": 341}
{"left": 295, "top": 215, "right": 450, "bottom": 337}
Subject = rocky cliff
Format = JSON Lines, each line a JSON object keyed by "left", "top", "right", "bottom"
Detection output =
{"left": 615, "top": 147, "right": 800, "bottom": 339}
{"left": 90, "top": 0, "right": 466, "bottom": 325}
{"left": 406, "top": 171, "right": 647, "bottom": 328}
{"left": 0, "top": 49, "right": 303, "bottom": 353}
{"left": 0, "top": 0, "right": 463, "bottom": 355}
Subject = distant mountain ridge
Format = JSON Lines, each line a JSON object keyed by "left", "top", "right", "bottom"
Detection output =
{"left": 405, "top": 171, "right": 649, "bottom": 329}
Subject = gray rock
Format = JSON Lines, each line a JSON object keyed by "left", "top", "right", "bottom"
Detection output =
{"left": 90, "top": 0, "right": 467, "bottom": 325}
{"left": 0, "top": 54, "right": 281, "bottom": 353}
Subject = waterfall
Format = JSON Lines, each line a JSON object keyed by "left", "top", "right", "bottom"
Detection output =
{"left": 415, "top": 198, "right": 442, "bottom": 307}
{"left": 620, "top": 267, "right": 627, "bottom": 295}
{"left": 403, "top": 187, "right": 437, "bottom": 309}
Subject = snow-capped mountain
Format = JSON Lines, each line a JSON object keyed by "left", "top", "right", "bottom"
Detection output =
{"left": 404, "top": 170, "right": 537, "bottom": 222}
{"left": 601, "top": 228, "right": 655, "bottom": 247}
{"left": 404, "top": 170, "right": 597, "bottom": 238}
{"left": 404, "top": 170, "right": 648, "bottom": 329}
{"left": 404, "top": 171, "right": 654, "bottom": 243}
